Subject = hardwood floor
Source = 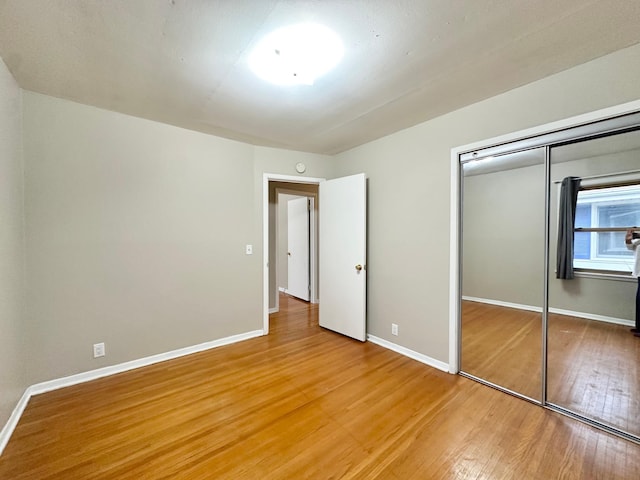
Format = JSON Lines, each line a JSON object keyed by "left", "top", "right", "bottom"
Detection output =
{"left": 462, "top": 300, "right": 640, "bottom": 437}
{"left": 461, "top": 301, "right": 542, "bottom": 399}
{"left": 547, "top": 311, "right": 640, "bottom": 436}
{"left": 2, "top": 294, "right": 640, "bottom": 479}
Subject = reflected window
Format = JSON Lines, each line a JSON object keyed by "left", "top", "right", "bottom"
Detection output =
{"left": 574, "top": 184, "right": 640, "bottom": 273}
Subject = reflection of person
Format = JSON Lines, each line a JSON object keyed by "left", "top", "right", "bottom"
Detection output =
{"left": 626, "top": 228, "right": 640, "bottom": 337}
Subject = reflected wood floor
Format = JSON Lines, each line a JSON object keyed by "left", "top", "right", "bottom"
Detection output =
{"left": 463, "top": 300, "right": 640, "bottom": 437}
{"left": 2, "top": 294, "right": 640, "bottom": 479}
{"left": 462, "top": 301, "right": 542, "bottom": 399}
{"left": 547, "top": 312, "right": 640, "bottom": 435}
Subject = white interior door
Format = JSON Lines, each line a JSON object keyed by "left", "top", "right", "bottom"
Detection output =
{"left": 319, "top": 173, "right": 367, "bottom": 341}
{"left": 287, "top": 196, "right": 310, "bottom": 301}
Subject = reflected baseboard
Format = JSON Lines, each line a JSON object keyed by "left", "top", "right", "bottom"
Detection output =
{"left": 463, "top": 296, "right": 541, "bottom": 313}
{"left": 462, "top": 296, "right": 634, "bottom": 327}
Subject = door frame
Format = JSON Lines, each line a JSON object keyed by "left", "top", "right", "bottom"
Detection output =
{"left": 275, "top": 188, "right": 318, "bottom": 310}
{"left": 263, "top": 173, "right": 325, "bottom": 335}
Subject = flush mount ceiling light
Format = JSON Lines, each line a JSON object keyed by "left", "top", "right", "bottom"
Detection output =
{"left": 249, "top": 23, "right": 344, "bottom": 86}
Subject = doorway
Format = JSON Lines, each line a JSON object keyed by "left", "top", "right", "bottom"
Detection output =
{"left": 279, "top": 194, "right": 313, "bottom": 302}
{"left": 274, "top": 187, "right": 318, "bottom": 308}
{"left": 263, "top": 174, "right": 324, "bottom": 334}
{"left": 263, "top": 172, "right": 368, "bottom": 341}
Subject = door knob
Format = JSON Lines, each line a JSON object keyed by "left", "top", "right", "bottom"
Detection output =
{"left": 355, "top": 264, "right": 363, "bottom": 271}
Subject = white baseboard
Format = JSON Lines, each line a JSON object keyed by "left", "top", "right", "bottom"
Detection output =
{"left": 462, "top": 296, "right": 542, "bottom": 313}
{"left": 0, "top": 387, "right": 33, "bottom": 456}
{"left": 269, "top": 307, "right": 278, "bottom": 314}
{"left": 367, "top": 335, "right": 451, "bottom": 373}
{"left": 278, "top": 287, "right": 286, "bottom": 292}
{"left": 462, "top": 296, "right": 634, "bottom": 327}
{"left": 0, "top": 329, "right": 263, "bottom": 456}
{"left": 547, "top": 307, "right": 634, "bottom": 327}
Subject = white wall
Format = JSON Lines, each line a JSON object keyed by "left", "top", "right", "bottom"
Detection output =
{"left": 462, "top": 161, "right": 546, "bottom": 307}
{"left": 461, "top": 151, "right": 639, "bottom": 321}
{"left": 22, "top": 92, "right": 263, "bottom": 384}
{"left": 334, "top": 43, "right": 640, "bottom": 363}
{"left": 0, "top": 58, "right": 25, "bottom": 427}
{"left": 19, "top": 94, "right": 334, "bottom": 385}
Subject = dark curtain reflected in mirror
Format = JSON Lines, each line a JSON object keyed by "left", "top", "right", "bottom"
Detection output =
{"left": 460, "top": 148, "right": 546, "bottom": 401}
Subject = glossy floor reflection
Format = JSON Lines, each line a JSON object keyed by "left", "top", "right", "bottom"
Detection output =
{"left": 461, "top": 300, "right": 542, "bottom": 400}
{"left": 462, "top": 300, "right": 640, "bottom": 437}
{"left": 547, "top": 312, "right": 640, "bottom": 436}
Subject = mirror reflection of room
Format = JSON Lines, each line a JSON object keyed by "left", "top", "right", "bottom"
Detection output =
{"left": 461, "top": 148, "right": 545, "bottom": 401}
{"left": 547, "top": 129, "right": 640, "bottom": 437}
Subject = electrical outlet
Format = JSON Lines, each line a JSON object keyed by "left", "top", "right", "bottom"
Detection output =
{"left": 93, "top": 342, "right": 105, "bottom": 358}
{"left": 391, "top": 323, "right": 398, "bottom": 336}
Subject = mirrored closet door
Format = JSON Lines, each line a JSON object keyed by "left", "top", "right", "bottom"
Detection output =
{"left": 547, "top": 129, "right": 640, "bottom": 438}
{"left": 460, "top": 147, "right": 546, "bottom": 402}
{"left": 458, "top": 110, "right": 640, "bottom": 442}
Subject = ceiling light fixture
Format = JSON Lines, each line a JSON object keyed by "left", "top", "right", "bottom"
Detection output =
{"left": 249, "top": 23, "right": 344, "bottom": 86}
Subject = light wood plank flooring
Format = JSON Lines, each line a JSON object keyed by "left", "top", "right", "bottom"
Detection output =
{"left": 462, "top": 300, "right": 640, "bottom": 437}
{"left": 461, "top": 301, "right": 542, "bottom": 399}
{"left": 547, "top": 311, "right": 640, "bottom": 436}
{"left": 2, "top": 294, "right": 640, "bottom": 479}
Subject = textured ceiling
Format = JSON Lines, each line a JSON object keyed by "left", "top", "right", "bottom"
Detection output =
{"left": 1, "top": 0, "right": 640, "bottom": 154}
